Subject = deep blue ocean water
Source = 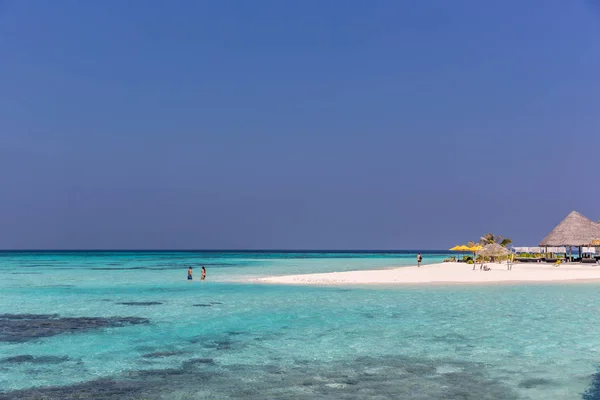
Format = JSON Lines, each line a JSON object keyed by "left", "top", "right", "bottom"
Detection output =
{"left": 1, "top": 251, "right": 600, "bottom": 399}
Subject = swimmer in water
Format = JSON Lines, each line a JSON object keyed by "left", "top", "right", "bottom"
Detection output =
{"left": 201, "top": 266, "right": 206, "bottom": 281}
{"left": 187, "top": 266, "right": 193, "bottom": 280}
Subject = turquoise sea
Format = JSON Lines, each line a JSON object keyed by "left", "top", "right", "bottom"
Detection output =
{"left": 1, "top": 251, "right": 600, "bottom": 399}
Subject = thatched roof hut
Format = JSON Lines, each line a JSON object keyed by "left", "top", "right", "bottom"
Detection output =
{"left": 539, "top": 211, "right": 600, "bottom": 247}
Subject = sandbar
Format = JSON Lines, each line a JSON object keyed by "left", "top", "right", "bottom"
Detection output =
{"left": 254, "top": 262, "right": 600, "bottom": 285}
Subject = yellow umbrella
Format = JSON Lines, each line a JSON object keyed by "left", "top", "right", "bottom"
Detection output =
{"left": 467, "top": 245, "right": 482, "bottom": 259}
{"left": 464, "top": 245, "right": 482, "bottom": 270}
{"left": 449, "top": 245, "right": 462, "bottom": 261}
{"left": 450, "top": 245, "right": 471, "bottom": 261}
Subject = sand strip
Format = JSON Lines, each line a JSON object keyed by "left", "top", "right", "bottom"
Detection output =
{"left": 254, "top": 262, "right": 600, "bottom": 285}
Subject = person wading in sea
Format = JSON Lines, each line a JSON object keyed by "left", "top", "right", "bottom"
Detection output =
{"left": 417, "top": 253, "right": 422, "bottom": 268}
{"left": 187, "top": 266, "right": 193, "bottom": 280}
{"left": 201, "top": 266, "right": 206, "bottom": 281}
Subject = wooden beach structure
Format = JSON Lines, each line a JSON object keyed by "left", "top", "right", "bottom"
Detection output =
{"left": 539, "top": 211, "right": 600, "bottom": 262}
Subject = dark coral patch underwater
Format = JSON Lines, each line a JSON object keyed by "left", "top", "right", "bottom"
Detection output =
{"left": 0, "top": 314, "right": 149, "bottom": 342}
{"left": 0, "top": 355, "right": 520, "bottom": 399}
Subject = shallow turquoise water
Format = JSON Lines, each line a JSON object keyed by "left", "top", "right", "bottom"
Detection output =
{"left": 1, "top": 252, "right": 600, "bottom": 399}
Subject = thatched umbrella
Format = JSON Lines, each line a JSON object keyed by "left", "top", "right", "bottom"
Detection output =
{"left": 478, "top": 243, "right": 511, "bottom": 256}
{"left": 475, "top": 243, "right": 511, "bottom": 270}
{"left": 539, "top": 211, "right": 600, "bottom": 261}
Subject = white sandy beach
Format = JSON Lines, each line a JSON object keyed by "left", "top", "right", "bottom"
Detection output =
{"left": 255, "top": 262, "right": 600, "bottom": 285}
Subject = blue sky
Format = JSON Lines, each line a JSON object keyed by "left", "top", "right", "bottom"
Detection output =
{"left": 1, "top": 0, "right": 599, "bottom": 249}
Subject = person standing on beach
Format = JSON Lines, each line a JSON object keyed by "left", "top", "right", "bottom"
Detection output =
{"left": 417, "top": 253, "right": 422, "bottom": 268}
{"left": 187, "top": 266, "right": 193, "bottom": 280}
{"left": 201, "top": 266, "right": 206, "bottom": 281}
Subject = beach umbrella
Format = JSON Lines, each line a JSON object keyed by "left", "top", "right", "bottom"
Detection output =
{"left": 476, "top": 243, "right": 511, "bottom": 270}
{"left": 450, "top": 245, "right": 470, "bottom": 260}
{"left": 478, "top": 243, "right": 510, "bottom": 257}
{"left": 460, "top": 245, "right": 475, "bottom": 261}
{"left": 465, "top": 245, "right": 483, "bottom": 270}
{"left": 449, "top": 245, "right": 464, "bottom": 254}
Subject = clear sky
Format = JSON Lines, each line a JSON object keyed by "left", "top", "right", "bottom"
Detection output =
{"left": 1, "top": 0, "right": 599, "bottom": 250}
